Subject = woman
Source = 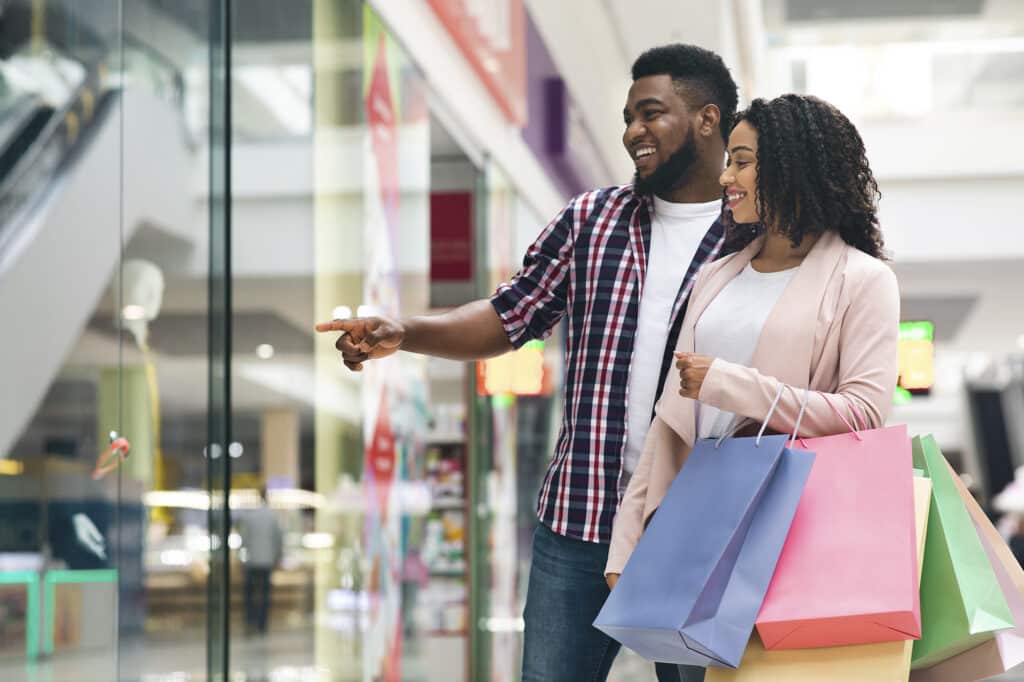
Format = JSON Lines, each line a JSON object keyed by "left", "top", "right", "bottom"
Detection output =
{"left": 604, "top": 94, "right": 899, "bottom": 675}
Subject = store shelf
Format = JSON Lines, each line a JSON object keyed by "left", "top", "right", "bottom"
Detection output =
{"left": 424, "top": 629, "right": 467, "bottom": 637}
{"left": 431, "top": 498, "right": 465, "bottom": 510}
{"left": 426, "top": 433, "right": 466, "bottom": 445}
{"left": 428, "top": 568, "right": 466, "bottom": 578}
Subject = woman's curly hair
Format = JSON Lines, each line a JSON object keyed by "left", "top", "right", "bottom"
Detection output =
{"left": 734, "top": 94, "right": 886, "bottom": 259}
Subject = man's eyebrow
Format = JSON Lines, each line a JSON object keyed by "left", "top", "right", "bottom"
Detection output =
{"left": 633, "top": 97, "right": 665, "bottom": 109}
{"left": 625, "top": 98, "right": 667, "bottom": 118}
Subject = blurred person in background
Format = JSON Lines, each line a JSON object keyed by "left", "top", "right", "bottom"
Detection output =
{"left": 239, "top": 487, "right": 282, "bottom": 635}
{"left": 607, "top": 97, "right": 899, "bottom": 670}
{"left": 318, "top": 43, "right": 753, "bottom": 682}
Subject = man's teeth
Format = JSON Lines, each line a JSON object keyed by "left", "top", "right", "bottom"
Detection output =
{"left": 635, "top": 147, "right": 655, "bottom": 159}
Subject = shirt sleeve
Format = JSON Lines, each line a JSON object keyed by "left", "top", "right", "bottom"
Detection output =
{"left": 489, "top": 194, "right": 582, "bottom": 348}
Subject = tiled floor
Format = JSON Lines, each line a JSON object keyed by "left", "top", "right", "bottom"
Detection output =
{"left": 0, "top": 628, "right": 654, "bottom": 682}
{"left": 2, "top": 630, "right": 1022, "bottom": 681}
{"left": 3, "top": 629, "right": 316, "bottom": 682}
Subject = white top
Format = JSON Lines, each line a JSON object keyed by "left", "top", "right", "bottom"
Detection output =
{"left": 623, "top": 197, "right": 721, "bottom": 478}
{"left": 694, "top": 263, "right": 799, "bottom": 439}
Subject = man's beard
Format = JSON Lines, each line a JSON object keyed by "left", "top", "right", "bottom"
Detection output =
{"left": 633, "top": 128, "right": 698, "bottom": 197}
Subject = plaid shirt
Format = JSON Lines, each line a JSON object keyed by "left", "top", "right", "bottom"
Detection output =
{"left": 491, "top": 184, "right": 734, "bottom": 543}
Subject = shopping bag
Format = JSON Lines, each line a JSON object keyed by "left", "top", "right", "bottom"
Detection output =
{"left": 910, "top": 461, "right": 1024, "bottom": 681}
{"left": 594, "top": 433, "right": 814, "bottom": 668}
{"left": 912, "top": 434, "right": 1015, "bottom": 669}
{"left": 756, "top": 395, "right": 918, "bottom": 649}
{"left": 707, "top": 476, "right": 932, "bottom": 682}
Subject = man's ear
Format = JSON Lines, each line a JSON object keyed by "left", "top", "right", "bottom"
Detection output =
{"left": 697, "top": 103, "right": 721, "bottom": 139}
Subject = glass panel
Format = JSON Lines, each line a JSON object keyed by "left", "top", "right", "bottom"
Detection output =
{"left": 224, "top": 0, "right": 460, "bottom": 677}
{"left": 109, "top": 1, "right": 221, "bottom": 678}
{"left": 0, "top": 0, "right": 123, "bottom": 679}
{"left": 469, "top": 162, "right": 538, "bottom": 682}
{"left": 311, "top": 4, "right": 436, "bottom": 678}
{"left": 0, "top": 0, "right": 223, "bottom": 678}
{"left": 208, "top": 0, "right": 230, "bottom": 679}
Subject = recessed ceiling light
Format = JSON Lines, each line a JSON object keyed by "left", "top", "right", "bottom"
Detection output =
{"left": 228, "top": 442, "right": 244, "bottom": 458}
{"left": 256, "top": 343, "right": 275, "bottom": 360}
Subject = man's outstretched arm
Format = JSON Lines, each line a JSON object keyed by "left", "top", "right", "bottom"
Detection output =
{"left": 315, "top": 299, "right": 512, "bottom": 371}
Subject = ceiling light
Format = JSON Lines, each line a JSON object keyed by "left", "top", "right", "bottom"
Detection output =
{"left": 332, "top": 306, "right": 352, "bottom": 320}
{"left": 301, "top": 532, "right": 335, "bottom": 549}
{"left": 228, "top": 442, "right": 244, "bottom": 458}
{"left": 0, "top": 460, "right": 24, "bottom": 475}
{"left": 256, "top": 343, "right": 275, "bottom": 359}
{"left": 122, "top": 304, "right": 146, "bottom": 321}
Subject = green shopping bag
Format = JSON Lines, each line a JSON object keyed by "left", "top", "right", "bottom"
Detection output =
{"left": 912, "top": 434, "right": 1015, "bottom": 669}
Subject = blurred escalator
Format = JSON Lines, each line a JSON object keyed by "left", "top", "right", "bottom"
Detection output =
{"left": 0, "top": 41, "right": 194, "bottom": 458}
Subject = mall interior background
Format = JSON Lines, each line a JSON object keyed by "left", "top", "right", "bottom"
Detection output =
{"left": 0, "top": 0, "right": 1022, "bottom": 680}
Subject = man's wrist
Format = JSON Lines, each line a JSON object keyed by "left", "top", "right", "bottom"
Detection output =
{"left": 395, "top": 317, "right": 417, "bottom": 352}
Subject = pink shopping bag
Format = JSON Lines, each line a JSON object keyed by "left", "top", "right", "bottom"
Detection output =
{"left": 755, "top": 393, "right": 919, "bottom": 650}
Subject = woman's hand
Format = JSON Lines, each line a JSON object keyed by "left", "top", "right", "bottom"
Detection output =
{"left": 675, "top": 352, "right": 714, "bottom": 399}
{"left": 606, "top": 573, "right": 620, "bottom": 590}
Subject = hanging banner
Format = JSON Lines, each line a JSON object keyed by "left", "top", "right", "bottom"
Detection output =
{"left": 426, "top": 0, "right": 527, "bottom": 125}
{"left": 361, "top": 9, "right": 407, "bottom": 681}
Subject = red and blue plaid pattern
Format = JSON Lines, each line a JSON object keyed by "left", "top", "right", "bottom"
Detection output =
{"left": 491, "top": 185, "right": 731, "bottom": 543}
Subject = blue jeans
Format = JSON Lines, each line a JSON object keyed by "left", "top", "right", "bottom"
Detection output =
{"left": 522, "top": 524, "right": 705, "bottom": 682}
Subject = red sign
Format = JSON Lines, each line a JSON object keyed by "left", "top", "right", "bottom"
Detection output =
{"left": 427, "top": 0, "right": 527, "bottom": 125}
{"left": 366, "top": 33, "right": 400, "bottom": 225}
{"left": 430, "top": 192, "right": 473, "bottom": 281}
{"left": 366, "top": 389, "right": 397, "bottom": 519}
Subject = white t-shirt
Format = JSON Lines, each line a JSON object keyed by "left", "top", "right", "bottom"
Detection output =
{"left": 622, "top": 197, "right": 721, "bottom": 478}
{"left": 695, "top": 263, "right": 799, "bottom": 439}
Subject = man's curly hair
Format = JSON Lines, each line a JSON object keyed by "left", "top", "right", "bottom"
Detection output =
{"left": 734, "top": 95, "right": 886, "bottom": 259}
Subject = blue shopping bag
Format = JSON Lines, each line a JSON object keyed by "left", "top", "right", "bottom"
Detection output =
{"left": 594, "top": 433, "right": 815, "bottom": 668}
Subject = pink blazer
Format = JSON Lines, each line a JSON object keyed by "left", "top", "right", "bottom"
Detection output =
{"left": 606, "top": 229, "right": 900, "bottom": 575}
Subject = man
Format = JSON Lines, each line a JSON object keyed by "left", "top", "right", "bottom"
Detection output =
{"left": 318, "top": 44, "right": 747, "bottom": 682}
{"left": 239, "top": 488, "right": 283, "bottom": 635}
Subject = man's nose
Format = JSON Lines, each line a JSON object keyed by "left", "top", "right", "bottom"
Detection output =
{"left": 625, "top": 119, "right": 646, "bottom": 143}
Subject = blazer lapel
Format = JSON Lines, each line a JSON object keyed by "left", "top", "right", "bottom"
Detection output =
{"left": 656, "top": 236, "right": 765, "bottom": 444}
{"left": 683, "top": 235, "right": 764, "bottom": 340}
{"left": 748, "top": 230, "right": 848, "bottom": 388}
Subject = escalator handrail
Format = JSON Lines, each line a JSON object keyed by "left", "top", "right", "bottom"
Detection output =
{"left": 0, "top": 53, "right": 112, "bottom": 257}
{"left": 0, "top": 36, "right": 188, "bottom": 201}
{"left": 0, "top": 62, "right": 102, "bottom": 198}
